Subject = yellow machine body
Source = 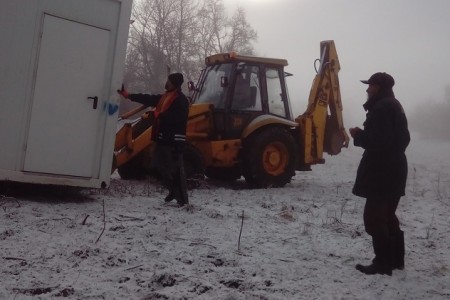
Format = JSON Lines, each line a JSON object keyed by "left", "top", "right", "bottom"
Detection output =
{"left": 113, "top": 40, "right": 349, "bottom": 187}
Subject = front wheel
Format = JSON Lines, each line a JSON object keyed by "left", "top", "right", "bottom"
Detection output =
{"left": 206, "top": 166, "right": 241, "bottom": 181}
{"left": 183, "top": 143, "right": 205, "bottom": 188}
{"left": 242, "top": 127, "right": 297, "bottom": 188}
{"left": 117, "top": 152, "right": 147, "bottom": 180}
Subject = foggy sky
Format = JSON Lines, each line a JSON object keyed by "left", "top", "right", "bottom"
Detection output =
{"left": 223, "top": 0, "right": 450, "bottom": 127}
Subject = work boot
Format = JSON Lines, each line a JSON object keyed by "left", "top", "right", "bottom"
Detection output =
{"left": 372, "top": 232, "right": 404, "bottom": 270}
{"left": 175, "top": 185, "right": 188, "bottom": 207}
{"left": 173, "top": 164, "right": 189, "bottom": 207}
{"left": 163, "top": 178, "right": 179, "bottom": 203}
{"left": 356, "top": 235, "right": 392, "bottom": 276}
{"left": 391, "top": 231, "right": 405, "bottom": 270}
{"left": 164, "top": 192, "right": 175, "bottom": 202}
{"left": 355, "top": 263, "right": 392, "bottom": 276}
{"left": 176, "top": 200, "right": 187, "bottom": 207}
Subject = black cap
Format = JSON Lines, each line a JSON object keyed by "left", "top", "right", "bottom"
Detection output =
{"left": 168, "top": 73, "right": 184, "bottom": 88}
{"left": 361, "top": 72, "right": 395, "bottom": 88}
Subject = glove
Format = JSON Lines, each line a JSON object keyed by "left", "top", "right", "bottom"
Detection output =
{"left": 349, "top": 127, "right": 362, "bottom": 138}
{"left": 117, "top": 84, "right": 129, "bottom": 98}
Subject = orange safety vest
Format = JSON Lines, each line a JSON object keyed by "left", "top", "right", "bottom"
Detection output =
{"left": 151, "top": 90, "right": 179, "bottom": 140}
{"left": 154, "top": 90, "right": 178, "bottom": 117}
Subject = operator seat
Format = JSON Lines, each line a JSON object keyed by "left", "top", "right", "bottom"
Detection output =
{"left": 232, "top": 76, "right": 256, "bottom": 110}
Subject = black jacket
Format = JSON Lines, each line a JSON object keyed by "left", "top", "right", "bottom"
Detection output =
{"left": 128, "top": 90, "right": 189, "bottom": 148}
{"left": 352, "top": 95, "right": 410, "bottom": 198}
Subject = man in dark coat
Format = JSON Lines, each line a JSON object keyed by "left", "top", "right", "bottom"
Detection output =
{"left": 118, "top": 73, "right": 190, "bottom": 206}
{"left": 349, "top": 72, "right": 410, "bottom": 276}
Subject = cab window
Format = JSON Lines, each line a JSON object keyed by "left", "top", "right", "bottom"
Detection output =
{"left": 196, "top": 64, "right": 232, "bottom": 109}
{"left": 266, "top": 67, "right": 287, "bottom": 117}
{"left": 231, "top": 65, "right": 262, "bottom": 111}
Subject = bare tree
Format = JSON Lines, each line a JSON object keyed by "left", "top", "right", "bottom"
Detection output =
{"left": 123, "top": 0, "right": 257, "bottom": 94}
{"left": 168, "top": 0, "right": 201, "bottom": 81}
{"left": 196, "top": 0, "right": 228, "bottom": 57}
{"left": 125, "top": 0, "right": 179, "bottom": 92}
{"left": 224, "top": 7, "right": 257, "bottom": 55}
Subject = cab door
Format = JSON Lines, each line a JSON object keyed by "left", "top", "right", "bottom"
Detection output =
{"left": 225, "top": 64, "right": 263, "bottom": 138}
{"left": 265, "top": 67, "right": 292, "bottom": 120}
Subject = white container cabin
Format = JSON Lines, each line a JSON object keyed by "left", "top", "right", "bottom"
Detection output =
{"left": 0, "top": 0, "right": 132, "bottom": 188}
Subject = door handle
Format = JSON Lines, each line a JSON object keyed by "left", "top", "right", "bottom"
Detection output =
{"left": 87, "top": 96, "right": 98, "bottom": 109}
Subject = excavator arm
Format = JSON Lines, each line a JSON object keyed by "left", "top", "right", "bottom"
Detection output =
{"left": 295, "top": 40, "right": 349, "bottom": 165}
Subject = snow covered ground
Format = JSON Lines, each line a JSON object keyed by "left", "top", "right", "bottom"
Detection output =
{"left": 1, "top": 135, "right": 450, "bottom": 300}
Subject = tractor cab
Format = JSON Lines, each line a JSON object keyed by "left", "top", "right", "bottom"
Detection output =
{"left": 191, "top": 52, "right": 294, "bottom": 139}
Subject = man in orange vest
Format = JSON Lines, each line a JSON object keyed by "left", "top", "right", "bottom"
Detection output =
{"left": 118, "top": 73, "right": 190, "bottom": 206}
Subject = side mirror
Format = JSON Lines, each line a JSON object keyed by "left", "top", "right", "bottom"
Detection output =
{"left": 187, "top": 81, "right": 196, "bottom": 91}
{"left": 236, "top": 62, "right": 245, "bottom": 72}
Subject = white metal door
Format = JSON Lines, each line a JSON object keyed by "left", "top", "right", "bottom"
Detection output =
{"left": 24, "top": 14, "right": 110, "bottom": 177}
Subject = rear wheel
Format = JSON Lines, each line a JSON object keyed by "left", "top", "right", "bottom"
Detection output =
{"left": 118, "top": 141, "right": 205, "bottom": 187}
{"left": 117, "top": 152, "right": 147, "bottom": 180}
{"left": 206, "top": 166, "right": 241, "bottom": 181}
{"left": 242, "top": 127, "right": 297, "bottom": 188}
{"left": 147, "top": 143, "right": 204, "bottom": 183}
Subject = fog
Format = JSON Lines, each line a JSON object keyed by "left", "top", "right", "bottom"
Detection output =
{"left": 223, "top": 0, "right": 450, "bottom": 133}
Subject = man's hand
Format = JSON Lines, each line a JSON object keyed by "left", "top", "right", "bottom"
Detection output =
{"left": 349, "top": 127, "right": 362, "bottom": 138}
{"left": 117, "top": 84, "right": 129, "bottom": 98}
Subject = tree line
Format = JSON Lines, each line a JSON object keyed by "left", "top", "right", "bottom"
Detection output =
{"left": 122, "top": 0, "right": 257, "bottom": 97}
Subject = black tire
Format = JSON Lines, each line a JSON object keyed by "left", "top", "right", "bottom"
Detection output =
{"left": 183, "top": 143, "right": 205, "bottom": 180}
{"left": 117, "top": 153, "right": 146, "bottom": 179}
{"left": 147, "top": 143, "right": 204, "bottom": 188}
{"left": 242, "top": 127, "right": 297, "bottom": 188}
{"left": 118, "top": 142, "right": 204, "bottom": 185}
{"left": 206, "top": 166, "right": 241, "bottom": 181}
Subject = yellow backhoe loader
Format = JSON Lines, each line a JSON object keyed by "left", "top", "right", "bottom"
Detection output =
{"left": 113, "top": 40, "right": 349, "bottom": 188}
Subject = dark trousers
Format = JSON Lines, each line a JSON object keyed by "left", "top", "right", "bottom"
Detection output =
{"left": 363, "top": 196, "right": 401, "bottom": 237}
{"left": 152, "top": 143, "right": 188, "bottom": 204}
{"left": 363, "top": 196, "right": 404, "bottom": 268}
